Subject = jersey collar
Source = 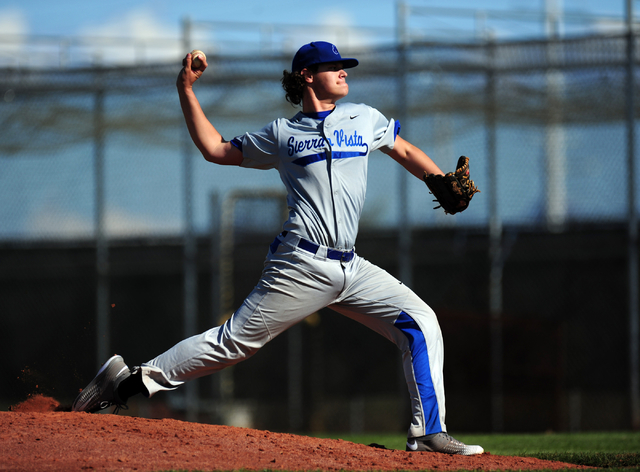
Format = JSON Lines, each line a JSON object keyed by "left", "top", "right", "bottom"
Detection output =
{"left": 301, "top": 109, "right": 333, "bottom": 120}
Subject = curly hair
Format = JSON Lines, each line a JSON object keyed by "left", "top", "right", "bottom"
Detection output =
{"left": 281, "top": 65, "right": 318, "bottom": 106}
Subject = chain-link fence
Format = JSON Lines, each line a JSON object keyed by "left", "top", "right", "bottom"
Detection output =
{"left": 1, "top": 33, "right": 638, "bottom": 432}
{"left": 2, "top": 35, "right": 636, "bottom": 235}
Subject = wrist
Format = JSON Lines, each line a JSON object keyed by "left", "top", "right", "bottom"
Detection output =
{"left": 177, "top": 83, "right": 195, "bottom": 96}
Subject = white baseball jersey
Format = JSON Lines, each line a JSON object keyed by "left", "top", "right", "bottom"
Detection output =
{"left": 235, "top": 102, "right": 399, "bottom": 249}
{"left": 141, "top": 102, "right": 448, "bottom": 440}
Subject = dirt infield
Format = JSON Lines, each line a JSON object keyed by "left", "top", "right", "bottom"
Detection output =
{"left": 1, "top": 395, "right": 588, "bottom": 471}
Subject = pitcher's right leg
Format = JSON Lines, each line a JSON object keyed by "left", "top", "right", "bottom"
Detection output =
{"left": 140, "top": 239, "right": 345, "bottom": 396}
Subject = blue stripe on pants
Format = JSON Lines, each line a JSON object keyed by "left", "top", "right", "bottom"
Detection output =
{"left": 395, "top": 311, "right": 442, "bottom": 435}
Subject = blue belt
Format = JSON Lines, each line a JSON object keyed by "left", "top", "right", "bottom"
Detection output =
{"left": 270, "top": 232, "right": 355, "bottom": 262}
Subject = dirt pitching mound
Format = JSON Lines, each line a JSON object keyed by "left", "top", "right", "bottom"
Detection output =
{"left": 1, "top": 395, "right": 589, "bottom": 471}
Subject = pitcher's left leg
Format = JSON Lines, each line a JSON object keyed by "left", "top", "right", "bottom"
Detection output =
{"left": 393, "top": 303, "right": 445, "bottom": 438}
{"left": 329, "top": 255, "right": 446, "bottom": 439}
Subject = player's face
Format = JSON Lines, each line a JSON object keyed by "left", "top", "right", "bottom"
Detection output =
{"left": 309, "top": 62, "right": 349, "bottom": 100}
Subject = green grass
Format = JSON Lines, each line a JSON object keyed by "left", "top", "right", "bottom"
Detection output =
{"left": 315, "top": 431, "right": 640, "bottom": 470}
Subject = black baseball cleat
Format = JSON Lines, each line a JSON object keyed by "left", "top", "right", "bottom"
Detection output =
{"left": 406, "top": 432, "right": 484, "bottom": 455}
{"left": 72, "top": 354, "right": 131, "bottom": 414}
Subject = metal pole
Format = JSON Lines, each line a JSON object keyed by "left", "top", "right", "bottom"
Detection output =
{"left": 396, "top": 0, "right": 412, "bottom": 288}
{"left": 395, "top": 0, "right": 413, "bottom": 420}
{"left": 182, "top": 15, "right": 199, "bottom": 422}
{"left": 288, "top": 323, "right": 303, "bottom": 431}
{"left": 182, "top": 131, "right": 198, "bottom": 423}
{"left": 284, "top": 195, "right": 303, "bottom": 432}
{"left": 216, "top": 190, "right": 287, "bottom": 426}
{"left": 486, "top": 37, "right": 504, "bottom": 433}
{"left": 209, "top": 192, "right": 221, "bottom": 423}
{"left": 544, "top": 0, "right": 567, "bottom": 232}
{"left": 626, "top": 0, "right": 640, "bottom": 431}
{"left": 215, "top": 193, "right": 236, "bottom": 422}
{"left": 94, "top": 66, "right": 109, "bottom": 368}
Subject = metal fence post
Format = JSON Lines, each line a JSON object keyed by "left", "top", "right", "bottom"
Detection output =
{"left": 626, "top": 0, "right": 640, "bottom": 431}
{"left": 182, "top": 15, "right": 199, "bottom": 423}
{"left": 486, "top": 37, "right": 504, "bottom": 433}
{"left": 94, "top": 65, "right": 109, "bottom": 368}
{"left": 396, "top": 0, "right": 412, "bottom": 289}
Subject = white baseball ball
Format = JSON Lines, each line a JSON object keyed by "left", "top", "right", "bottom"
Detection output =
{"left": 190, "top": 49, "right": 206, "bottom": 69}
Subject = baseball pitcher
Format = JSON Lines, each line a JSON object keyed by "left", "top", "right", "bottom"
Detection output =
{"left": 73, "top": 41, "right": 481, "bottom": 455}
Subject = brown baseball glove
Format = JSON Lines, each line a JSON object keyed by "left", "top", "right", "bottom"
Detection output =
{"left": 424, "top": 156, "right": 480, "bottom": 215}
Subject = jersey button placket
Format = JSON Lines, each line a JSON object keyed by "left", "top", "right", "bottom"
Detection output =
{"left": 323, "top": 121, "right": 342, "bottom": 250}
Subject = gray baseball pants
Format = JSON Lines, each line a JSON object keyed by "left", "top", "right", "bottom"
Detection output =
{"left": 140, "top": 231, "right": 446, "bottom": 438}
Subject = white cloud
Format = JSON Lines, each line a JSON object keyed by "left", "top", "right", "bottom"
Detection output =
{"left": 274, "top": 8, "right": 383, "bottom": 56}
{"left": 78, "top": 7, "right": 176, "bottom": 39}
{"left": 318, "top": 9, "right": 385, "bottom": 50}
{"left": 0, "top": 7, "right": 29, "bottom": 36}
{"left": 0, "top": 8, "right": 30, "bottom": 67}
{"left": 74, "top": 7, "right": 184, "bottom": 65}
{"left": 0, "top": 6, "right": 187, "bottom": 67}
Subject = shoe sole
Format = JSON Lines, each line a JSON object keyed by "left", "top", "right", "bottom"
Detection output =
{"left": 407, "top": 442, "right": 484, "bottom": 455}
{"left": 406, "top": 436, "right": 484, "bottom": 455}
{"left": 72, "top": 355, "right": 127, "bottom": 413}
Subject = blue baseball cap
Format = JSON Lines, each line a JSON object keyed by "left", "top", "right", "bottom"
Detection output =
{"left": 291, "top": 41, "right": 359, "bottom": 73}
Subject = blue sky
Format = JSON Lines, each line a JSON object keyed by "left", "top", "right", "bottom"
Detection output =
{"left": 1, "top": 0, "right": 627, "bottom": 34}
{"left": 0, "top": 0, "right": 631, "bottom": 67}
